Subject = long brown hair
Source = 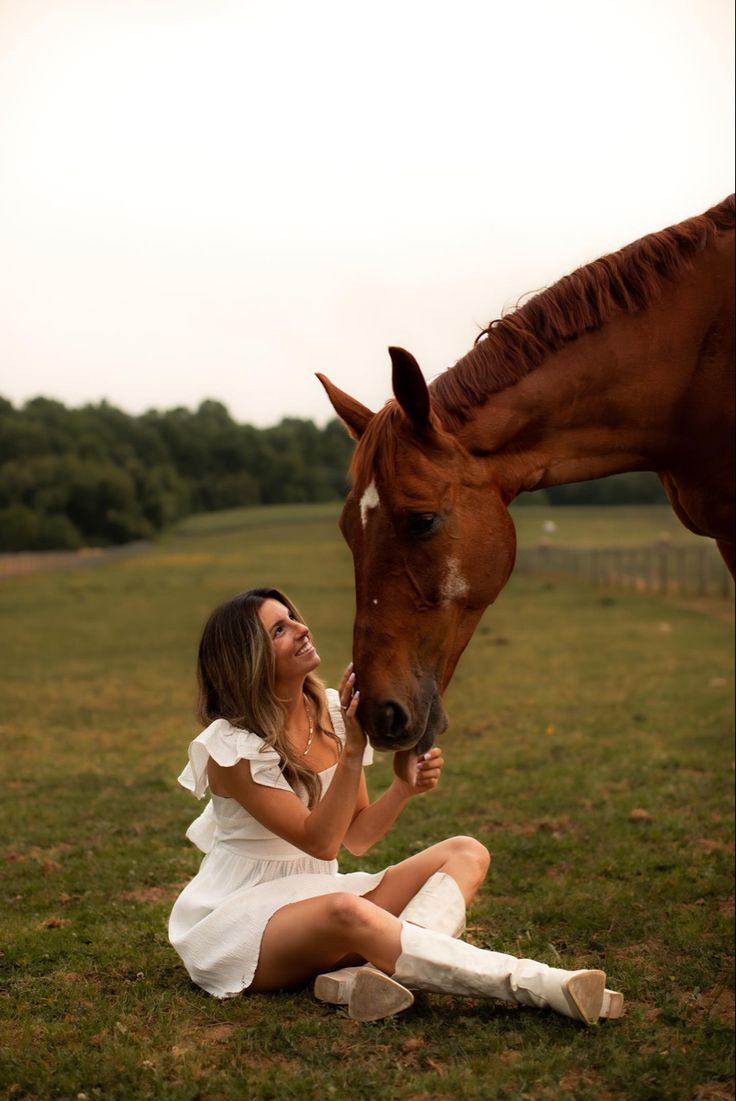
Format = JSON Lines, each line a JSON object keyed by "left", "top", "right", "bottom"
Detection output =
{"left": 196, "top": 588, "right": 341, "bottom": 808}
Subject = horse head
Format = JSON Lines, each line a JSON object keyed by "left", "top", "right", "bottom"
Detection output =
{"left": 317, "top": 348, "right": 516, "bottom": 754}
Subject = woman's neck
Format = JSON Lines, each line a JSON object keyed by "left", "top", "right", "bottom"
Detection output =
{"left": 278, "top": 679, "right": 308, "bottom": 725}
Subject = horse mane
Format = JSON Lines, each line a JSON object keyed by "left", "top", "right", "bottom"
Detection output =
{"left": 432, "top": 195, "right": 735, "bottom": 426}
{"left": 349, "top": 195, "right": 735, "bottom": 489}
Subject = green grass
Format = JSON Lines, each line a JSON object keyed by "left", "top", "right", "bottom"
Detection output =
{"left": 510, "top": 503, "right": 716, "bottom": 548}
{"left": 175, "top": 501, "right": 710, "bottom": 547}
{"left": 1, "top": 504, "right": 733, "bottom": 1101}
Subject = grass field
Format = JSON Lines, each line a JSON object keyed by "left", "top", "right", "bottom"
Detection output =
{"left": 1, "top": 504, "right": 733, "bottom": 1101}
{"left": 176, "top": 501, "right": 707, "bottom": 547}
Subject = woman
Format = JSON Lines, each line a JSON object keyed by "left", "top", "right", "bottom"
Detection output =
{"left": 169, "top": 588, "right": 623, "bottom": 1023}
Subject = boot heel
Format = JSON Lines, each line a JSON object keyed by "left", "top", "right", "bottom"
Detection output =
{"left": 314, "top": 966, "right": 361, "bottom": 1004}
{"left": 563, "top": 970, "right": 606, "bottom": 1024}
{"left": 348, "top": 966, "right": 414, "bottom": 1022}
{"left": 601, "top": 988, "right": 624, "bottom": 1019}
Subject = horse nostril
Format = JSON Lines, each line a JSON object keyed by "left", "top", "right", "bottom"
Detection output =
{"left": 377, "top": 700, "right": 409, "bottom": 739}
{"left": 358, "top": 697, "right": 412, "bottom": 747}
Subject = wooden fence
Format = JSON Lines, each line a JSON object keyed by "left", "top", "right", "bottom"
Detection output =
{"left": 515, "top": 538, "right": 734, "bottom": 599}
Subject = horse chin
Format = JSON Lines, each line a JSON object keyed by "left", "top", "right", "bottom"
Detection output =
{"left": 415, "top": 692, "right": 448, "bottom": 753}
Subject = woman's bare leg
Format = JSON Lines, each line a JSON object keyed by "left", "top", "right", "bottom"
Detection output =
{"left": 361, "top": 835, "right": 490, "bottom": 917}
{"left": 250, "top": 838, "right": 489, "bottom": 993}
{"left": 249, "top": 892, "right": 402, "bottom": 993}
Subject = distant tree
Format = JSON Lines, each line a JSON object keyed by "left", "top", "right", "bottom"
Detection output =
{"left": 0, "top": 392, "right": 666, "bottom": 553}
{"left": 545, "top": 472, "right": 667, "bottom": 506}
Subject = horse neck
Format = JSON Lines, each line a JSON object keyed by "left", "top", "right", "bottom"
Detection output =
{"left": 452, "top": 241, "right": 732, "bottom": 499}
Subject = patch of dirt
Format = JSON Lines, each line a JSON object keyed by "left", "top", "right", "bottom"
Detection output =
{"left": 679, "top": 983, "right": 735, "bottom": 1026}
{"left": 0, "top": 541, "right": 151, "bottom": 577}
{"left": 524, "top": 1073, "right": 612, "bottom": 1101}
{"left": 404, "top": 1095, "right": 457, "bottom": 1101}
{"left": 695, "top": 838, "right": 733, "bottom": 854}
{"left": 607, "top": 939, "right": 662, "bottom": 960}
{"left": 5, "top": 842, "right": 75, "bottom": 871}
{"left": 558, "top": 1072, "right": 609, "bottom": 1095}
{"left": 120, "top": 883, "right": 186, "bottom": 904}
{"left": 546, "top": 863, "right": 570, "bottom": 878}
{"left": 694, "top": 1085, "right": 736, "bottom": 1101}
{"left": 401, "top": 1037, "right": 425, "bottom": 1054}
{"left": 240, "top": 1053, "right": 303, "bottom": 1074}
{"left": 504, "top": 815, "right": 576, "bottom": 838}
{"left": 170, "top": 1023, "right": 239, "bottom": 1058}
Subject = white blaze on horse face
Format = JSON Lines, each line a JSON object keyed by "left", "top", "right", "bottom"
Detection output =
{"left": 441, "top": 557, "right": 470, "bottom": 606}
{"left": 359, "top": 480, "right": 380, "bottom": 529}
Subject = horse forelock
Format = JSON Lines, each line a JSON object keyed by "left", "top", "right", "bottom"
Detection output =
{"left": 432, "top": 194, "right": 736, "bottom": 427}
{"left": 349, "top": 403, "right": 403, "bottom": 495}
{"left": 349, "top": 402, "right": 462, "bottom": 501}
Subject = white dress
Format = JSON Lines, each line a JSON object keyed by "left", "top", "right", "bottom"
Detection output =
{"left": 168, "top": 688, "right": 387, "bottom": 999}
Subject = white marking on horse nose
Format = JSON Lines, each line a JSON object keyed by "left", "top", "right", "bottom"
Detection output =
{"left": 360, "top": 480, "right": 380, "bottom": 528}
{"left": 441, "top": 557, "right": 470, "bottom": 605}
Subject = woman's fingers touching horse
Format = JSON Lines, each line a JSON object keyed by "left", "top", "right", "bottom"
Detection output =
{"left": 337, "top": 661, "right": 354, "bottom": 698}
{"left": 340, "top": 669, "right": 357, "bottom": 713}
{"left": 344, "top": 686, "right": 360, "bottom": 718}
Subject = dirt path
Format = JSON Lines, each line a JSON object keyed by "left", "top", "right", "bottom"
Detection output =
{"left": 0, "top": 541, "right": 152, "bottom": 578}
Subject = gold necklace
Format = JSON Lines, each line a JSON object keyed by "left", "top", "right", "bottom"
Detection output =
{"left": 301, "top": 695, "right": 314, "bottom": 755}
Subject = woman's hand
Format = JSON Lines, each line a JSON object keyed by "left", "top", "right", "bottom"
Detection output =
{"left": 392, "top": 746, "right": 444, "bottom": 797}
{"left": 338, "top": 662, "right": 366, "bottom": 761}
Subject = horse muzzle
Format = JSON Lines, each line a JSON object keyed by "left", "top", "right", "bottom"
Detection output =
{"left": 358, "top": 686, "right": 447, "bottom": 754}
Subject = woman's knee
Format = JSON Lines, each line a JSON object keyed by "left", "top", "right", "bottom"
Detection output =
{"left": 323, "top": 891, "right": 378, "bottom": 932}
{"left": 444, "top": 835, "right": 491, "bottom": 880}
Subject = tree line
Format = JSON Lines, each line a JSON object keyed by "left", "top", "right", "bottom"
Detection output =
{"left": 0, "top": 395, "right": 666, "bottom": 552}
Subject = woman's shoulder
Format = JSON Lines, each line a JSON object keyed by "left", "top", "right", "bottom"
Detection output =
{"left": 195, "top": 718, "right": 275, "bottom": 761}
{"left": 179, "top": 718, "right": 284, "bottom": 799}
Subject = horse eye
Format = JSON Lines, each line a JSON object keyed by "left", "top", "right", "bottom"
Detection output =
{"left": 405, "top": 511, "right": 439, "bottom": 538}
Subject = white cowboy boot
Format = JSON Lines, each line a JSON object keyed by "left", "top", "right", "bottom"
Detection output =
{"left": 314, "top": 872, "right": 466, "bottom": 1014}
{"left": 400, "top": 871, "right": 467, "bottom": 938}
{"left": 350, "top": 923, "right": 623, "bottom": 1025}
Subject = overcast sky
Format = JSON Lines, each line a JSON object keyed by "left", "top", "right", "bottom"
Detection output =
{"left": 0, "top": 0, "right": 733, "bottom": 427}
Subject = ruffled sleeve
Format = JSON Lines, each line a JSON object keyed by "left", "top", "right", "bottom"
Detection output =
{"left": 325, "top": 687, "right": 374, "bottom": 766}
{"left": 177, "top": 718, "right": 291, "bottom": 799}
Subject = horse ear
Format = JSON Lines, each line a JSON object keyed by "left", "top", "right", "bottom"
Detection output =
{"left": 389, "top": 346, "right": 431, "bottom": 430}
{"left": 316, "top": 373, "right": 374, "bottom": 440}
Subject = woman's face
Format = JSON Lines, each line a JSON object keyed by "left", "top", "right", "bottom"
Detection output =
{"left": 258, "top": 598, "right": 321, "bottom": 686}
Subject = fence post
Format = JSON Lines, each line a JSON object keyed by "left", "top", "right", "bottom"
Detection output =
{"left": 696, "top": 545, "right": 708, "bottom": 596}
{"left": 657, "top": 535, "right": 671, "bottom": 594}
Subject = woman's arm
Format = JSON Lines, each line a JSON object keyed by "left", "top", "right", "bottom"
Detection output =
{"left": 207, "top": 669, "right": 368, "bottom": 861}
{"left": 207, "top": 748, "right": 365, "bottom": 860}
{"left": 342, "top": 748, "right": 444, "bottom": 857}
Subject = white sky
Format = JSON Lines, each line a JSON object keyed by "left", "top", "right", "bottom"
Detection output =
{"left": 0, "top": 0, "right": 733, "bottom": 427}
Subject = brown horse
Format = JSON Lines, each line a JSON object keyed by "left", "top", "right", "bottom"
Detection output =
{"left": 318, "top": 196, "right": 735, "bottom": 755}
